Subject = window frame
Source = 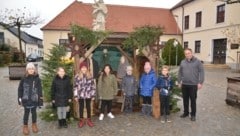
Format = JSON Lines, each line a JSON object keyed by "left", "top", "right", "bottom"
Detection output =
{"left": 195, "top": 40, "right": 201, "bottom": 53}
{"left": 196, "top": 11, "right": 202, "bottom": 27}
{"left": 184, "top": 15, "right": 190, "bottom": 30}
{"left": 216, "top": 4, "right": 225, "bottom": 23}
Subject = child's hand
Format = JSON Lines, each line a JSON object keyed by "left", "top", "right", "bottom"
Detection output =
{"left": 52, "top": 100, "right": 55, "bottom": 103}
{"left": 91, "top": 97, "right": 95, "bottom": 101}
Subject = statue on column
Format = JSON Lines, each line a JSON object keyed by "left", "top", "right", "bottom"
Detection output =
{"left": 92, "top": 0, "right": 108, "bottom": 31}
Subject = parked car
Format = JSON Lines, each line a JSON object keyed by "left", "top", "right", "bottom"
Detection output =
{"left": 26, "top": 53, "right": 41, "bottom": 62}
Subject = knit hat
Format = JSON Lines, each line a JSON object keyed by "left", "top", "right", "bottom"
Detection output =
{"left": 26, "top": 62, "right": 36, "bottom": 70}
{"left": 79, "top": 61, "right": 88, "bottom": 69}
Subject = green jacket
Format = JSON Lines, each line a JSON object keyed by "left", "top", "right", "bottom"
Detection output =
{"left": 97, "top": 74, "right": 118, "bottom": 100}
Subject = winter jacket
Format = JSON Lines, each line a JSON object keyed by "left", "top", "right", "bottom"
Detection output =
{"left": 121, "top": 75, "right": 138, "bottom": 96}
{"left": 51, "top": 75, "right": 72, "bottom": 107}
{"left": 178, "top": 56, "right": 204, "bottom": 85}
{"left": 139, "top": 69, "right": 157, "bottom": 97}
{"left": 18, "top": 74, "right": 42, "bottom": 107}
{"left": 156, "top": 75, "right": 174, "bottom": 96}
{"left": 74, "top": 74, "right": 96, "bottom": 99}
{"left": 97, "top": 74, "right": 118, "bottom": 100}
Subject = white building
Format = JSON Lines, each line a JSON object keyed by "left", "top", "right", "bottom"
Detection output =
{"left": 171, "top": 0, "right": 240, "bottom": 69}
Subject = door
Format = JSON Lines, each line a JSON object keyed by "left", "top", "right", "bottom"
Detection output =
{"left": 213, "top": 39, "right": 227, "bottom": 64}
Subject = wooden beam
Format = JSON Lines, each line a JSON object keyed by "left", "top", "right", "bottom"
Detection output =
{"left": 115, "top": 46, "right": 134, "bottom": 65}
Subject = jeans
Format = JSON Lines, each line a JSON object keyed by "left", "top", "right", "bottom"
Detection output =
{"left": 23, "top": 107, "right": 37, "bottom": 125}
{"left": 79, "top": 98, "right": 91, "bottom": 118}
{"left": 160, "top": 95, "right": 170, "bottom": 116}
{"left": 100, "top": 100, "right": 113, "bottom": 114}
{"left": 182, "top": 84, "right": 198, "bottom": 116}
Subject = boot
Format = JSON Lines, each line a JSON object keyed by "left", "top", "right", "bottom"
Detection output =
{"left": 146, "top": 104, "right": 152, "bottom": 116}
{"left": 58, "top": 120, "right": 62, "bottom": 129}
{"left": 62, "top": 119, "right": 68, "bottom": 128}
{"left": 78, "top": 118, "right": 85, "bottom": 128}
{"left": 23, "top": 125, "right": 29, "bottom": 135}
{"left": 86, "top": 118, "right": 94, "bottom": 127}
{"left": 141, "top": 104, "right": 147, "bottom": 115}
{"left": 32, "top": 123, "right": 38, "bottom": 133}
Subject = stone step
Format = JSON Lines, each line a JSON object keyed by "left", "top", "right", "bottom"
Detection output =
{"left": 203, "top": 64, "right": 230, "bottom": 69}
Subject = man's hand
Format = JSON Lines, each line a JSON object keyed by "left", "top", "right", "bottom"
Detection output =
{"left": 68, "top": 99, "right": 72, "bottom": 103}
{"left": 198, "top": 83, "right": 203, "bottom": 90}
{"left": 52, "top": 100, "right": 55, "bottom": 103}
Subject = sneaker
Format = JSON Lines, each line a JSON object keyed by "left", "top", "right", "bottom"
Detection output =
{"left": 166, "top": 116, "right": 172, "bottom": 123}
{"left": 161, "top": 119, "right": 165, "bottom": 123}
{"left": 99, "top": 114, "right": 104, "bottom": 121}
{"left": 107, "top": 112, "right": 115, "bottom": 119}
{"left": 166, "top": 118, "right": 172, "bottom": 123}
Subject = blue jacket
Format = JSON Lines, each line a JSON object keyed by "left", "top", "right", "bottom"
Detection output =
{"left": 156, "top": 75, "right": 174, "bottom": 96}
{"left": 140, "top": 69, "right": 157, "bottom": 97}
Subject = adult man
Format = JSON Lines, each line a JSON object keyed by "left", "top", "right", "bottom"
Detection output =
{"left": 178, "top": 48, "right": 204, "bottom": 121}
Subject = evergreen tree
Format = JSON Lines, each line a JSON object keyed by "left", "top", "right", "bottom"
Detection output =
{"left": 41, "top": 44, "right": 73, "bottom": 102}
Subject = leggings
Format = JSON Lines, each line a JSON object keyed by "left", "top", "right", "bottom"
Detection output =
{"left": 79, "top": 98, "right": 91, "bottom": 118}
{"left": 100, "top": 100, "right": 113, "bottom": 114}
{"left": 23, "top": 107, "right": 37, "bottom": 125}
{"left": 57, "top": 107, "right": 67, "bottom": 119}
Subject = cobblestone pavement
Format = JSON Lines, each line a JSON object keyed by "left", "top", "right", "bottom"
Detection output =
{"left": 0, "top": 65, "right": 240, "bottom": 136}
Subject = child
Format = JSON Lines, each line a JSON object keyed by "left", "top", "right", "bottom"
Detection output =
{"left": 139, "top": 61, "right": 157, "bottom": 116}
{"left": 121, "top": 65, "right": 137, "bottom": 113}
{"left": 51, "top": 67, "right": 72, "bottom": 128}
{"left": 74, "top": 61, "right": 96, "bottom": 128}
{"left": 156, "top": 66, "right": 173, "bottom": 123}
{"left": 18, "top": 63, "right": 43, "bottom": 135}
{"left": 98, "top": 64, "right": 118, "bottom": 120}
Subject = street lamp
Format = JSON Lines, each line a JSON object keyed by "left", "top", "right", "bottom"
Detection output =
{"left": 174, "top": 40, "right": 178, "bottom": 66}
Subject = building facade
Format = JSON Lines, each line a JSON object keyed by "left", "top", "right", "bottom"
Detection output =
{"left": 172, "top": 0, "right": 240, "bottom": 69}
{"left": 0, "top": 25, "right": 43, "bottom": 58}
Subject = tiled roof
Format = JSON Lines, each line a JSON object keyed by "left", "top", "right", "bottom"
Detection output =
{"left": 7, "top": 26, "right": 43, "bottom": 47}
{"left": 171, "top": 0, "right": 194, "bottom": 10}
{"left": 41, "top": 1, "right": 181, "bottom": 35}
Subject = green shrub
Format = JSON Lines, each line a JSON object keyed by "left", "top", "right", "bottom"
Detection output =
{"left": 162, "top": 39, "right": 185, "bottom": 65}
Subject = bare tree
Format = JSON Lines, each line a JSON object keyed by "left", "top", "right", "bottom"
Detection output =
{"left": 0, "top": 7, "right": 43, "bottom": 63}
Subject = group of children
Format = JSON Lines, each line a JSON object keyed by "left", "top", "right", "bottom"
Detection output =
{"left": 18, "top": 61, "right": 173, "bottom": 135}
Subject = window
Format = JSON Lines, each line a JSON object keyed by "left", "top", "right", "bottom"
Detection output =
{"left": 196, "top": 12, "right": 202, "bottom": 27}
{"left": 0, "top": 32, "right": 4, "bottom": 45}
{"left": 184, "top": 42, "right": 189, "bottom": 49}
{"left": 195, "top": 41, "right": 201, "bottom": 53}
{"left": 161, "top": 41, "right": 166, "bottom": 46}
{"left": 59, "top": 39, "right": 69, "bottom": 45}
{"left": 217, "top": 4, "right": 225, "bottom": 23}
{"left": 184, "top": 15, "right": 189, "bottom": 30}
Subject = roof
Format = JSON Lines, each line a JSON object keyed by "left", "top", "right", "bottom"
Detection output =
{"left": 7, "top": 27, "right": 43, "bottom": 47}
{"left": 171, "top": 0, "right": 194, "bottom": 10}
{"left": 41, "top": 1, "right": 181, "bottom": 35}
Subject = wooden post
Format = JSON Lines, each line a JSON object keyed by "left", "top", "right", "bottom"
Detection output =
{"left": 152, "top": 89, "right": 160, "bottom": 119}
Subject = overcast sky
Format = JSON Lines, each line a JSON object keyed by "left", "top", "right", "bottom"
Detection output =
{"left": 0, "top": 0, "right": 181, "bottom": 38}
